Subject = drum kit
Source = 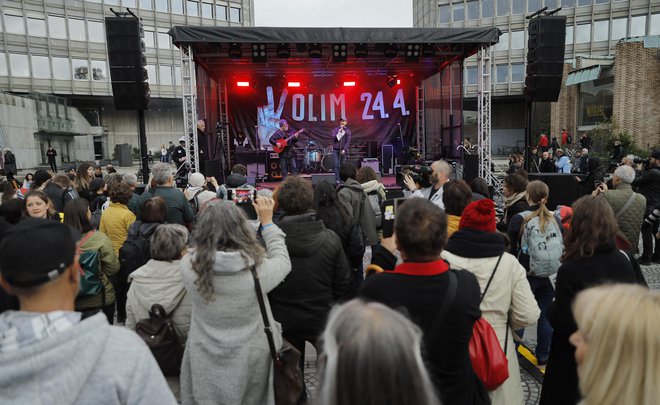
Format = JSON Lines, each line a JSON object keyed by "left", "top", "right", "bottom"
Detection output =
{"left": 302, "top": 141, "right": 334, "bottom": 173}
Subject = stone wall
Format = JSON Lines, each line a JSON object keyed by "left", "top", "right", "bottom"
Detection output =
{"left": 550, "top": 63, "right": 579, "bottom": 140}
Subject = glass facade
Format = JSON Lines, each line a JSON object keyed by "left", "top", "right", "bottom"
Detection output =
{"left": 10, "top": 54, "right": 30, "bottom": 77}
{"left": 28, "top": 18, "right": 47, "bottom": 37}
{"left": 32, "top": 55, "right": 51, "bottom": 79}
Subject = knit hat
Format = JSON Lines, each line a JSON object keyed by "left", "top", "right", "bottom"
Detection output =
{"left": 89, "top": 178, "right": 105, "bottom": 193}
{"left": 188, "top": 172, "right": 205, "bottom": 187}
{"left": 651, "top": 150, "right": 660, "bottom": 160}
{"left": 459, "top": 199, "right": 497, "bottom": 233}
{"left": 33, "top": 169, "right": 52, "bottom": 188}
{"left": 0, "top": 219, "right": 75, "bottom": 287}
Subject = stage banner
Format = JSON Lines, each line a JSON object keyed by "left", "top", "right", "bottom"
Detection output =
{"left": 227, "top": 79, "right": 417, "bottom": 152}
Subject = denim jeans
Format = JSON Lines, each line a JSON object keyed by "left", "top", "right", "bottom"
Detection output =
{"left": 333, "top": 149, "right": 343, "bottom": 184}
{"left": 518, "top": 276, "right": 555, "bottom": 363}
{"left": 280, "top": 155, "right": 297, "bottom": 178}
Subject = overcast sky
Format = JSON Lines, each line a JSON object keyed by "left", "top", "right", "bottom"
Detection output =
{"left": 253, "top": 0, "right": 413, "bottom": 27}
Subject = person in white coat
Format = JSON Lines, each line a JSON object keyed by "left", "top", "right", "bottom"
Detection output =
{"left": 126, "top": 224, "right": 192, "bottom": 347}
{"left": 441, "top": 199, "right": 540, "bottom": 405}
{"left": 179, "top": 197, "right": 291, "bottom": 405}
{"left": 404, "top": 160, "right": 451, "bottom": 210}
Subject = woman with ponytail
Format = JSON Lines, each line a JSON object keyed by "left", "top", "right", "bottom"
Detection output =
{"left": 179, "top": 197, "right": 291, "bottom": 405}
{"left": 509, "top": 180, "right": 562, "bottom": 369}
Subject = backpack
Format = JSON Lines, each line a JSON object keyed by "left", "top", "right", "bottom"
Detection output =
{"left": 519, "top": 211, "right": 564, "bottom": 277}
{"left": 77, "top": 232, "right": 105, "bottom": 302}
{"left": 119, "top": 222, "right": 152, "bottom": 279}
{"left": 190, "top": 189, "right": 204, "bottom": 215}
{"left": 135, "top": 304, "right": 183, "bottom": 376}
{"left": 366, "top": 191, "right": 383, "bottom": 229}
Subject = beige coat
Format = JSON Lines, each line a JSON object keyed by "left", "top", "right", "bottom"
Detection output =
{"left": 441, "top": 250, "right": 541, "bottom": 405}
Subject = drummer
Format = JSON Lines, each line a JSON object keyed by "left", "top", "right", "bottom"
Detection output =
{"left": 331, "top": 118, "right": 352, "bottom": 185}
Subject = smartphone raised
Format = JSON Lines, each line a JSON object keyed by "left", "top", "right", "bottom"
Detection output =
{"left": 381, "top": 198, "right": 407, "bottom": 238}
{"left": 227, "top": 188, "right": 258, "bottom": 219}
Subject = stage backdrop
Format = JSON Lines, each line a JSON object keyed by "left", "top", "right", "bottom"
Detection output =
{"left": 227, "top": 78, "right": 417, "bottom": 152}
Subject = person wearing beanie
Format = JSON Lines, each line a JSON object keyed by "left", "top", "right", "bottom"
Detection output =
{"left": 32, "top": 169, "right": 52, "bottom": 191}
{"left": 0, "top": 219, "right": 177, "bottom": 404}
{"left": 184, "top": 172, "right": 216, "bottom": 214}
{"left": 89, "top": 178, "right": 107, "bottom": 213}
{"left": 442, "top": 199, "right": 540, "bottom": 405}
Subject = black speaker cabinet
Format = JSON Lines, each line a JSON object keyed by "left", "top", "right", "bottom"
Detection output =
{"left": 527, "top": 173, "right": 582, "bottom": 209}
{"left": 202, "top": 160, "right": 222, "bottom": 180}
{"left": 268, "top": 153, "right": 282, "bottom": 181}
{"left": 463, "top": 154, "right": 479, "bottom": 183}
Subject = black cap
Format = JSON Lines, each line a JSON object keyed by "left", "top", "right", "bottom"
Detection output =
{"left": 0, "top": 219, "right": 75, "bottom": 288}
{"left": 651, "top": 151, "right": 660, "bottom": 160}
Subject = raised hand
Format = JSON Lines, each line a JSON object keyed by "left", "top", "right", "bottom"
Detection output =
{"left": 257, "top": 86, "right": 288, "bottom": 147}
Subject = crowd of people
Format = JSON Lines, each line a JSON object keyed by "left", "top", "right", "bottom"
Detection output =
{"left": 0, "top": 152, "right": 659, "bottom": 405}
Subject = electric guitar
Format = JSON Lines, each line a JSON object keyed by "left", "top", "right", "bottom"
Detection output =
{"left": 273, "top": 128, "right": 305, "bottom": 153}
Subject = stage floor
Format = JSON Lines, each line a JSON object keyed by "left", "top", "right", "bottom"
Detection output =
{"left": 256, "top": 174, "right": 399, "bottom": 189}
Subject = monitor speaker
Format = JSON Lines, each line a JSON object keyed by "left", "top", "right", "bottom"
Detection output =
{"left": 202, "top": 160, "right": 222, "bottom": 180}
{"left": 527, "top": 173, "right": 582, "bottom": 209}
{"left": 463, "top": 154, "right": 479, "bottom": 183}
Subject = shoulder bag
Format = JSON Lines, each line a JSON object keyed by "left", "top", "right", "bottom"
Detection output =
{"left": 469, "top": 253, "right": 510, "bottom": 391}
{"left": 251, "top": 266, "right": 304, "bottom": 405}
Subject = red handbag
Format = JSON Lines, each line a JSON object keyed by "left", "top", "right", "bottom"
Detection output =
{"left": 469, "top": 253, "right": 510, "bottom": 391}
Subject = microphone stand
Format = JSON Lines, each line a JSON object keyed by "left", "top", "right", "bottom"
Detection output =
{"left": 397, "top": 122, "right": 404, "bottom": 166}
{"left": 253, "top": 125, "right": 262, "bottom": 186}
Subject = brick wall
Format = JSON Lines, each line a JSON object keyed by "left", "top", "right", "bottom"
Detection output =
{"left": 613, "top": 41, "right": 660, "bottom": 149}
{"left": 551, "top": 63, "right": 579, "bottom": 140}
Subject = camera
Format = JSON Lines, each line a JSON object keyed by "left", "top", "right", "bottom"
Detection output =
{"left": 402, "top": 164, "right": 433, "bottom": 175}
{"left": 633, "top": 158, "right": 650, "bottom": 165}
{"left": 397, "top": 164, "right": 433, "bottom": 189}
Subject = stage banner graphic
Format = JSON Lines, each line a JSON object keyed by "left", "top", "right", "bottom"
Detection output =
{"left": 227, "top": 79, "right": 417, "bottom": 151}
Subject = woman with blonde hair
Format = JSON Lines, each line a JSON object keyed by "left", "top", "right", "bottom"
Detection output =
{"left": 539, "top": 195, "right": 647, "bottom": 405}
{"left": 570, "top": 284, "right": 659, "bottom": 405}
{"left": 316, "top": 299, "right": 440, "bottom": 405}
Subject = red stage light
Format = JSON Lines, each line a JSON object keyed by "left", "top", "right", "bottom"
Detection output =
{"left": 343, "top": 81, "right": 356, "bottom": 87}
{"left": 236, "top": 81, "right": 250, "bottom": 87}
{"left": 397, "top": 79, "right": 401, "bottom": 85}
{"left": 288, "top": 82, "right": 301, "bottom": 87}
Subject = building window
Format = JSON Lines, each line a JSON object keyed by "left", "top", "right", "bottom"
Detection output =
{"left": 594, "top": 0, "right": 608, "bottom": 4}
{"left": 202, "top": 2, "right": 213, "bottom": 18}
{"left": 561, "top": 0, "right": 575, "bottom": 7}
{"left": 140, "top": 0, "right": 153, "bottom": 10}
{"left": 438, "top": 5, "right": 450, "bottom": 24}
{"left": 91, "top": 60, "right": 107, "bottom": 81}
{"left": 0, "top": 53, "right": 7, "bottom": 76}
{"left": 157, "top": 32, "right": 170, "bottom": 49}
{"left": 144, "top": 30, "right": 155, "bottom": 48}
{"left": 453, "top": 4, "right": 465, "bottom": 22}
{"left": 467, "top": 1, "right": 479, "bottom": 20}
{"left": 216, "top": 5, "right": 227, "bottom": 20}
{"left": 576, "top": 23, "right": 590, "bottom": 43}
{"left": 511, "top": 63, "right": 524, "bottom": 82}
{"left": 566, "top": 25, "right": 574, "bottom": 44}
{"left": 156, "top": 0, "right": 168, "bottom": 12}
{"left": 27, "top": 18, "right": 47, "bottom": 37}
{"left": 73, "top": 59, "right": 89, "bottom": 80}
{"left": 123, "top": 0, "right": 137, "bottom": 7}
{"left": 482, "top": 0, "right": 494, "bottom": 18}
{"left": 496, "top": 64, "right": 508, "bottom": 83}
{"left": 174, "top": 65, "right": 181, "bottom": 85}
{"left": 32, "top": 55, "right": 51, "bottom": 79}
{"left": 466, "top": 66, "right": 478, "bottom": 85}
{"left": 146, "top": 65, "right": 157, "bottom": 83}
{"left": 87, "top": 21, "right": 105, "bottom": 43}
{"left": 651, "top": 14, "right": 660, "bottom": 36}
{"left": 52, "top": 57, "right": 71, "bottom": 80}
{"left": 229, "top": 7, "right": 241, "bottom": 22}
{"left": 528, "top": 0, "right": 541, "bottom": 13}
{"left": 187, "top": 1, "right": 199, "bottom": 17}
{"left": 172, "top": 0, "right": 184, "bottom": 14}
{"left": 159, "top": 65, "right": 173, "bottom": 85}
{"left": 511, "top": 30, "right": 525, "bottom": 49}
{"left": 610, "top": 18, "right": 626, "bottom": 40}
{"left": 577, "top": 0, "right": 590, "bottom": 6}
{"left": 9, "top": 54, "right": 30, "bottom": 77}
{"left": 497, "top": 0, "right": 509, "bottom": 17}
{"left": 630, "top": 15, "right": 646, "bottom": 37}
{"left": 105, "top": 0, "right": 119, "bottom": 4}
{"left": 5, "top": 14, "right": 25, "bottom": 35}
{"left": 69, "top": 18, "right": 87, "bottom": 41}
{"left": 593, "top": 20, "right": 608, "bottom": 42}
{"left": 495, "top": 32, "right": 509, "bottom": 51}
{"left": 512, "top": 0, "right": 525, "bottom": 15}
{"left": 544, "top": 0, "right": 557, "bottom": 7}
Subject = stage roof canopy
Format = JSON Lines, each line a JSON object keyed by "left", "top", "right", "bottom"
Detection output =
{"left": 169, "top": 26, "right": 501, "bottom": 81}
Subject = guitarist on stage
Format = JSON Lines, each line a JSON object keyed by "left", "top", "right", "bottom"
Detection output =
{"left": 269, "top": 119, "right": 300, "bottom": 178}
{"left": 332, "top": 118, "right": 352, "bottom": 185}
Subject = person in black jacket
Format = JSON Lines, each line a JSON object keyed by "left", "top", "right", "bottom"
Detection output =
{"left": 359, "top": 198, "right": 489, "bottom": 405}
{"left": 539, "top": 195, "right": 647, "bottom": 405}
{"left": 269, "top": 176, "right": 351, "bottom": 400}
{"left": 331, "top": 118, "right": 352, "bottom": 185}
{"left": 539, "top": 151, "right": 555, "bottom": 173}
{"left": 497, "top": 174, "right": 529, "bottom": 253}
{"left": 46, "top": 146, "right": 57, "bottom": 173}
{"left": 269, "top": 119, "right": 300, "bottom": 178}
{"left": 633, "top": 151, "right": 660, "bottom": 264}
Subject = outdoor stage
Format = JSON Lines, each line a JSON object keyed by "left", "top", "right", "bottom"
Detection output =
{"left": 168, "top": 26, "right": 501, "bottom": 186}
{"left": 256, "top": 173, "right": 400, "bottom": 191}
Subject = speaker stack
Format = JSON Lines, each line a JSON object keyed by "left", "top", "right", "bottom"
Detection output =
{"left": 524, "top": 16, "right": 567, "bottom": 102}
{"left": 105, "top": 16, "right": 150, "bottom": 110}
{"left": 268, "top": 152, "right": 283, "bottom": 181}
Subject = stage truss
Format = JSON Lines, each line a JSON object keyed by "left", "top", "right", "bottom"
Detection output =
{"left": 416, "top": 85, "right": 425, "bottom": 158}
{"left": 476, "top": 45, "right": 501, "bottom": 195}
{"left": 181, "top": 44, "right": 200, "bottom": 174}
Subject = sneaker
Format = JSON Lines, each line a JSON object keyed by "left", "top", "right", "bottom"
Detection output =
{"left": 639, "top": 256, "right": 652, "bottom": 266}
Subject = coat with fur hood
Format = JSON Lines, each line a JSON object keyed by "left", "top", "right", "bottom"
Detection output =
{"left": 179, "top": 225, "right": 291, "bottom": 405}
{"left": 442, "top": 229, "right": 540, "bottom": 405}
{"left": 125, "top": 259, "right": 192, "bottom": 347}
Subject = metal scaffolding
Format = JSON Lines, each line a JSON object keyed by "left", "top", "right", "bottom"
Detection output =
{"left": 477, "top": 45, "right": 499, "bottom": 191}
{"left": 180, "top": 44, "right": 199, "bottom": 174}
{"left": 218, "top": 78, "right": 231, "bottom": 170}
{"left": 416, "top": 85, "right": 425, "bottom": 158}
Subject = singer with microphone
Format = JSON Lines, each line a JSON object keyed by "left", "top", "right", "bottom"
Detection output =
{"left": 332, "top": 118, "right": 352, "bottom": 185}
